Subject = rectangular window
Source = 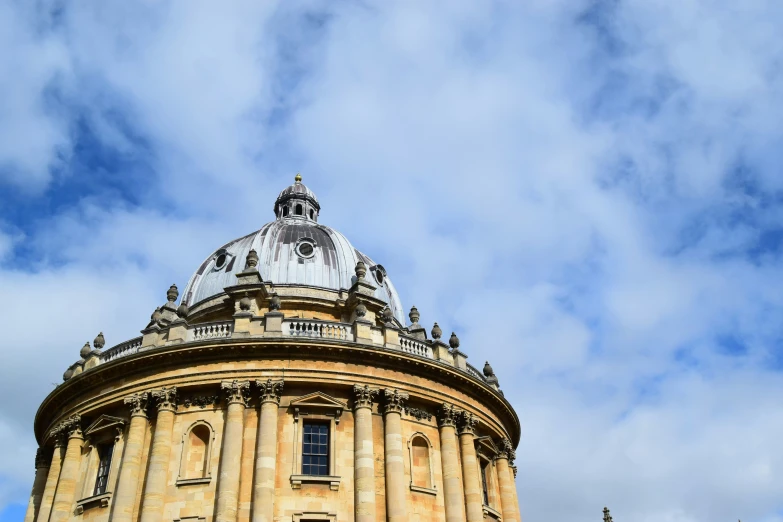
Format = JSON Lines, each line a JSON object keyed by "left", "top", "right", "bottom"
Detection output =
{"left": 480, "top": 460, "right": 489, "bottom": 506}
{"left": 93, "top": 444, "right": 114, "bottom": 496}
{"left": 302, "top": 421, "right": 329, "bottom": 476}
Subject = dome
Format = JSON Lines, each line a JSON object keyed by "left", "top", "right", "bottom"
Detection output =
{"left": 182, "top": 175, "right": 405, "bottom": 323}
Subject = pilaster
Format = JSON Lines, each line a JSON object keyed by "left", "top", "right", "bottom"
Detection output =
{"left": 252, "top": 379, "right": 283, "bottom": 522}
{"left": 49, "top": 415, "right": 83, "bottom": 522}
{"left": 216, "top": 380, "right": 250, "bottom": 522}
{"left": 438, "top": 403, "right": 466, "bottom": 522}
{"left": 383, "top": 389, "right": 408, "bottom": 522}
{"left": 139, "top": 387, "right": 177, "bottom": 522}
{"left": 353, "top": 385, "right": 378, "bottom": 522}
{"left": 112, "top": 392, "right": 150, "bottom": 522}
{"left": 457, "top": 411, "right": 483, "bottom": 522}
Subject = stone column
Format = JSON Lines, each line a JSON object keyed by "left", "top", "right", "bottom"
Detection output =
{"left": 437, "top": 404, "right": 466, "bottom": 522}
{"left": 139, "top": 387, "right": 177, "bottom": 522}
{"left": 49, "top": 415, "right": 83, "bottom": 522}
{"left": 216, "top": 380, "right": 250, "bottom": 522}
{"left": 112, "top": 392, "right": 150, "bottom": 522}
{"left": 495, "top": 439, "right": 519, "bottom": 522}
{"left": 24, "top": 448, "right": 51, "bottom": 522}
{"left": 252, "top": 379, "right": 283, "bottom": 522}
{"left": 35, "top": 433, "right": 64, "bottom": 522}
{"left": 510, "top": 464, "right": 521, "bottom": 519}
{"left": 457, "top": 411, "right": 483, "bottom": 522}
{"left": 353, "top": 385, "right": 378, "bottom": 522}
{"left": 382, "top": 389, "right": 408, "bottom": 522}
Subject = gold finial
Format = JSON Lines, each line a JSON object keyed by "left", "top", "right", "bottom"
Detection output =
{"left": 295, "top": 172, "right": 302, "bottom": 183}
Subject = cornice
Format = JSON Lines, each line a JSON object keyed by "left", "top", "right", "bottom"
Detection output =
{"left": 35, "top": 336, "right": 521, "bottom": 447}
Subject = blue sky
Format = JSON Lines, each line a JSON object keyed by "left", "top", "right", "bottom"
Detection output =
{"left": 2, "top": 1, "right": 783, "bottom": 521}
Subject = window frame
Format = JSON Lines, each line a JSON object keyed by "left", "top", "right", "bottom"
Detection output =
{"left": 177, "top": 420, "right": 215, "bottom": 486}
{"left": 92, "top": 443, "right": 114, "bottom": 496}
{"left": 289, "top": 392, "right": 345, "bottom": 491}
{"left": 407, "top": 432, "right": 437, "bottom": 495}
{"left": 301, "top": 420, "right": 330, "bottom": 476}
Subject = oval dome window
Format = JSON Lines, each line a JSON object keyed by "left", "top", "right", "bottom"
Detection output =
{"left": 296, "top": 240, "right": 315, "bottom": 259}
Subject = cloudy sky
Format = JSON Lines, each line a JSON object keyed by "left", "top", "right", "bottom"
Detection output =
{"left": 2, "top": 1, "right": 783, "bottom": 521}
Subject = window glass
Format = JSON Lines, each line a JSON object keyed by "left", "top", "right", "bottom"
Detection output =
{"left": 302, "top": 421, "right": 329, "bottom": 476}
{"left": 93, "top": 444, "right": 114, "bottom": 496}
{"left": 480, "top": 460, "right": 490, "bottom": 506}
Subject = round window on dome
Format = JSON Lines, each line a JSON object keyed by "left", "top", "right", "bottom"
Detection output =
{"left": 295, "top": 239, "right": 315, "bottom": 259}
{"left": 214, "top": 250, "right": 228, "bottom": 270}
{"left": 372, "top": 264, "right": 386, "bottom": 285}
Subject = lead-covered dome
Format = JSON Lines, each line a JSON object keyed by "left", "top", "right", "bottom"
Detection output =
{"left": 182, "top": 176, "right": 405, "bottom": 322}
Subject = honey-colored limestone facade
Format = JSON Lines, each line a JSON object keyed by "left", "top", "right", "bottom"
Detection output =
{"left": 27, "top": 176, "right": 521, "bottom": 522}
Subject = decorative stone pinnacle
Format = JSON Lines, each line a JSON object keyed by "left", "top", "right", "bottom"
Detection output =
{"left": 409, "top": 305, "right": 420, "bottom": 324}
{"left": 295, "top": 172, "right": 302, "bottom": 183}
{"left": 246, "top": 249, "right": 259, "bottom": 269}
{"left": 124, "top": 392, "right": 150, "bottom": 417}
{"left": 176, "top": 302, "right": 189, "bottom": 319}
{"left": 167, "top": 284, "right": 179, "bottom": 303}
{"left": 483, "top": 361, "right": 495, "bottom": 377}
{"left": 239, "top": 293, "right": 252, "bottom": 311}
{"left": 449, "top": 332, "right": 460, "bottom": 349}
{"left": 355, "top": 261, "right": 367, "bottom": 281}
{"left": 80, "top": 342, "right": 92, "bottom": 359}
{"left": 355, "top": 302, "right": 367, "bottom": 318}
{"left": 382, "top": 307, "right": 393, "bottom": 325}
{"left": 256, "top": 378, "right": 284, "bottom": 404}
{"left": 353, "top": 384, "right": 378, "bottom": 410}
{"left": 437, "top": 403, "right": 459, "bottom": 428}
{"left": 93, "top": 332, "right": 105, "bottom": 350}
{"left": 151, "top": 386, "right": 177, "bottom": 411}
{"left": 457, "top": 410, "right": 477, "bottom": 435}
{"left": 149, "top": 306, "right": 162, "bottom": 326}
{"left": 603, "top": 507, "right": 613, "bottom": 522}
{"left": 63, "top": 368, "right": 74, "bottom": 381}
{"left": 431, "top": 322, "right": 442, "bottom": 340}
{"left": 221, "top": 380, "right": 250, "bottom": 406}
{"left": 269, "top": 293, "right": 281, "bottom": 311}
{"left": 382, "top": 388, "right": 409, "bottom": 414}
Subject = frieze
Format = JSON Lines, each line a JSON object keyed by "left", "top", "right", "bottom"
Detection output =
{"left": 404, "top": 407, "right": 432, "bottom": 422}
{"left": 182, "top": 394, "right": 220, "bottom": 409}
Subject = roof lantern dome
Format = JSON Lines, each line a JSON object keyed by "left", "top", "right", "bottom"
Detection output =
{"left": 182, "top": 175, "right": 406, "bottom": 323}
{"left": 273, "top": 173, "right": 321, "bottom": 221}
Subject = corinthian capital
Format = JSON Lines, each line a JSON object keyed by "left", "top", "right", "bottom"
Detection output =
{"left": 353, "top": 384, "right": 378, "bottom": 410}
{"left": 221, "top": 379, "right": 250, "bottom": 406}
{"left": 256, "top": 378, "right": 284, "bottom": 405}
{"left": 124, "top": 392, "right": 150, "bottom": 418}
{"left": 151, "top": 386, "right": 177, "bottom": 411}
{"left": 437, "top": 403, "right": 460, "bottom": 428}
{"left": 496, "top": 437, "right": 516, "bottom": 462}
{"left": 456, "top": 410, "right": 477, "bottom": 436}
{"left": 35, "top": 448, "right": 51, "bottom": 469}
{"left": 382, "top": 388, "right": 409, "bottom": 415}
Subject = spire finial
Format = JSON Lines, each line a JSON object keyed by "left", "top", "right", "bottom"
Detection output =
{"left": 295, "top": 172, "right": 302, "bottom": 183}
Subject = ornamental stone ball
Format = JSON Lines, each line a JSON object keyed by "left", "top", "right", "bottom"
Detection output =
{"left": 269, "top": 293, "right": 281, "bottom": 311}
{"left": 355, "top": 260, "right": 367, "bottom": 280}
{"left": 431, "top": 322, "right": 442, "bottom": 339}
{"left": 409, "top": 305, "right": 420, "bottom": 324}
{"left": 167, "top": 283, "right": 179, "bottom": 303}
{"left": 176, "top": 302, "right": 189, "bottom": 319}
{"left": 483, "top": 361, "right": 495, "bottom": 377}
{"left": 449, "top": 332, "right": 460, "bottom": 349}
{"left": 355, "top": 302, "right": 367, "bottom": 318}
{"left": 150, "top": 307, "right": 162, "bottom": 325}
{"left": 62, "top": 368, "right": 73, "bottom": 381}
{"left": 79, "top": 342, "right": 91, "bottom": 359}
{"left": 246, "top": 249, "right": 259, "bottom": 269}
{"left": 93, "top": 332, "right": 105, "bottom": 350}
{"left": 239, "top": 294, "right": 252, "bottom": 311}
{"left": 382, "top": 307, "right": 393, "bottom": 325}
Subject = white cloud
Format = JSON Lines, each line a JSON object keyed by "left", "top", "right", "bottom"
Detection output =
{"left": 1, "top": 1, "right": 782, "bottom": 521}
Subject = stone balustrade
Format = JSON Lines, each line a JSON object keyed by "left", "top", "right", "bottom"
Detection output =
{"left": 90, "top": 317, "right": 494, "bottom": 389}
{"left": 191, "top": 321, "right": 233, "bottom": 341}
{"left": 283, "top": 318, "right": 349, "bottom": 340}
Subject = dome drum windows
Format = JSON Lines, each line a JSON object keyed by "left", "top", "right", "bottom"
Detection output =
{"left": 370, "top": 264, "right": 387, "bottom": 286}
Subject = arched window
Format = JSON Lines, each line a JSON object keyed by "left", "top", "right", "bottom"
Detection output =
{"left": 178, "top": 422, "right": 214, "bottom": 485}
{"left": 309, "top": 208, "right": 314, "bottom": 219}
{"left": 408, "top": 433, "right": 435, "bottom": 493}
{"left": 283, "top": 206, "right": 289, "bottom": 217}
{"left": 295, "top": 203, "right": 303, "bottom": 215}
